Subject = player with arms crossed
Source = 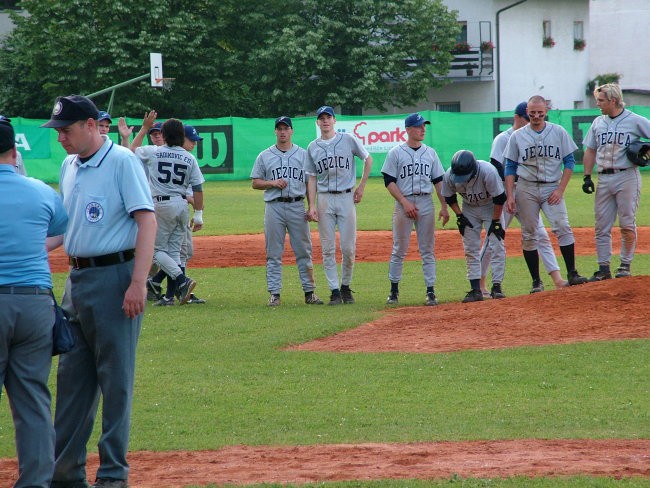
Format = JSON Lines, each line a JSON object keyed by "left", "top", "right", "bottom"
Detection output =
{"left": 582, "top": 83, "right": 650, "bottom": 280}
{"left": 305, "top": 106, "right": 373, "bottom": 305}
{"left": 252, "top": 116, "right": 323, "bottom": 307}
{"left": 381, "top": 113, "right": 449, "bottom": 306}
{"left": 443, "top": 150, "right": 506, "bottom": 302}
{"left": 504, "top": 95, "right": 587, "bottom": 291}
{"left": 480, "top": 102, "right": 567, "bottom": 295}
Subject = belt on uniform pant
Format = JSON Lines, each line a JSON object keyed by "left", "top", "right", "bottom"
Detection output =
{"left": 598, "top": 168, "right": 629, "bottom": 175}
{"left": 326, "top": 189, "right": 352, "bottom": 194}
{"left": 0, "top": 286, "right": 51, "bottom": 295}
{"left": 153, "top": 195, "right": 187, "bottom": 202}
{"left": 270, "top": 196, "right": 304, "bottom": 203}
{"left": 409, "top": 193, "right": 430, "bottom": 196}
{"left": 69, "top": 249, "right": 135, "bottom": 269}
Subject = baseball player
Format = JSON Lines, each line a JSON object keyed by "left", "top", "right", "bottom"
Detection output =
{"left": 443, "top": 150, "right": 507, "bottom": 302}
{"left": 251, "top": 116, "right": 324, "bottom": 306}
{"left": 480, "top": 102, "right": 568, "bottom": 295}
{"left": 582, "top": 83, "right": 650, "bottom": 280}
{"left": 42, "top": 94, "right": 156, "bottom": 488}
{"left": 0, "top": 119, "right": 68, "bottom": 487}
{"left": 136, "top": 118, "right": 205, "bottom": 306}
{"left": 381, "top": 113, "right": 449, "bottom": 306}
{"left": 97, "top": 110, "right": 112, "bottom": 135}
{"left": 305, "top": 106, "right": 373, "bottom": 305}
{"left": 504, "top": 95, "right": 588, "bottom": 291}
{"left": 0, "top": 115, "right": 27, "bottom": 175}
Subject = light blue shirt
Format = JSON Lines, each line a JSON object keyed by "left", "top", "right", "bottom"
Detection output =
{"left": 59, "top": 137, "right": 154, "bottom": 257}
{"left": 0, "top": 164, "right": 68, "bottom": 287}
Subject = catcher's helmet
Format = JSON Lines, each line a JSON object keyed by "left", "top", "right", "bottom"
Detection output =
{"left": 626, "top": 141, "right": 650, "bottom": 167}
{"left": 451, "top": 150, "right": 478, "bottom": 183}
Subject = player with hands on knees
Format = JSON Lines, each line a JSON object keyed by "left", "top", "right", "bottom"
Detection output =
{"left": 442, "top": 150, "right": 507, "bottom": 303}
{"left": 381, "top": 113, "right": 449, "bottom": 306}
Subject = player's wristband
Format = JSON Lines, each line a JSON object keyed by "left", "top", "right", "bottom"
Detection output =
{"left": 193, "top": 210, "right": 203, "bottom": 225}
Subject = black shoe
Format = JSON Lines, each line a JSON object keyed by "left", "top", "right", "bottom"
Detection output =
{"left": 329, "top": 290, "right": 343, "bottom": 305}
{"left": 567, "top": 270, "right": 588, "bottom": 286}
{"left": 588, "top": 269, "right": 612, "bottom": 282}
{"left": 91, "top": 479, "right": 128, "bottom": 488}
{"left": 530, "top": 280, "right": 544, "bottom": 293}
{"left": 424, "top": 291, "right": 438, "bottom": 306}
{"left": 490, "top": 283, "right": 506, "bottom": 299}
{"left": 267, "top": 294, "right": 281, "bottom": 307}
{"left": 615, "top": 264, "right": 631, "bottom": 278}
{"left": 341, "top": 287, "right": 355, "bottom": 304}
{"left": 146, "top": 278, "right": 162, "bottom": 301}
{"left": 176, "top": 277, "right": 197, "bottom": 305}
{"left": 305, "top": 292, "right": 324, "bottom": 305}
{"left": 51, "top": 481, "right": 90, "bottom": 488}
{"left": 386, "top": 293, "right": 399, "bottom": 305}
{"left": 462, "top": 289, "right": 484, "bottom": 303}
{"left": 187, "top": 293, "right": 206, "bottom": 304}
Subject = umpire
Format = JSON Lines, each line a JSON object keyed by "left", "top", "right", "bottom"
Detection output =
{"left": 42, "top": 95, "right": 156, "bottom": 488}
{"left": 0, "top": 120, "right": 68, "bottom": 486}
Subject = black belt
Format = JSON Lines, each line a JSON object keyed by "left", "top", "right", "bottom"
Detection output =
{"left": 599, "top": 168, "right": 629, "bottom": 175}
{"left": 0, "top": 286, "right": 51, "bottom": 295}
{"left": 69, "top": 249, "right": 135, "bottom": 269}
{"left": 326, "top": 189, "right": 352, "bottom": 194}
{"left": 153, "top": 195, "right": 186, "bottom": 202}
{"left": 270, "top": 196, "right": 304, "bottom": 203}
{"left": 521, "top": 179, "right": 555, "bottom": 184}
{"left": 409, "top": 193, "right": 430, "bottom": 196}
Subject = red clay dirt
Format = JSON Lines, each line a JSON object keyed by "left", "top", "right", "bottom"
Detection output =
{"left": 2, "top": 228, "right": 646, "bottom": 486}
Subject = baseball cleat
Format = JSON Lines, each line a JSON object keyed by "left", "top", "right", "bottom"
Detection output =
{"left": 567, "top": 270, "right": 588, "bottom": 286}
{"left": 91, "top": 478, "right": 128, "bottom": 488}
{"left": 490, "top": 283, "right": 506, "bottom": 299}
{"left": 615, "top": 265, "right": 631, "bottom": 278}
{"left": 328, "top": 290, "right": 343, "bottom": 306}
{"left": 462, "top": 289, "right": 484, "bottom": 303}
{"left": 386, "top": 293, "right": 399, "bottom": 305}
{"left": 530, "top": 280, "right": 544, "bottom": 293}
{"left": 152, "top": 296, "right": 175, "bottom": 306}
{"left": 267, "top": 294, "right": 281, "bottom": 307}
{"left": 588, "top": 269, "right": 612, "bottom": 282}
{"left": 305, "top": 292, "right": 324, "bottom": 305}
{"left": 187, "top": 293, "right": 206, "bottom": 304}
{"left": 481, "top": 290, "right": 492, "bottom": 299}
{"left": 425, "top": 291, "right": 438, "bottom": 306}
{"left": 341, "top": 287, "right": 355, "bottom": 304}
{"left": 146, "top": 278, "right": 162, "bottom": 301}
{"left": 177, "top": 277, "right": 197, "bottom": 305}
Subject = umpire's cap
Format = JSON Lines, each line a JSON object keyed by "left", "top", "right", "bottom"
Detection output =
{"left": 451, "top": 150, "right": 478, "bottom": 183}
{"left": 41, "top": 95, "right": 99, "bottom": 128}
{"left": 514, "top": 101, "right": 530, "bottom": 121}
{"left": 626, "top": 141, "right": 650, "bottom": 167}
{"left": 0, "top": 120, "right": 15, "bottom": 153}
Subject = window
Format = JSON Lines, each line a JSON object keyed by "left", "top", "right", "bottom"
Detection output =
{"left": 543, "top": 20, "right": 552, "bottom": 39}
{"left": 457, "top": 22, "right": 468, "bottom": 43}
{"left": 573, "top": 21, "right": 584, "bottom": 40}
{"left": 0, "top": 0, "right": 20, "bottom": 9}
{"left": 574, "top": 100, "right": 584, "bottom": 109}
{"left": 437, "top": 102, "right": 461, "bottom": 113}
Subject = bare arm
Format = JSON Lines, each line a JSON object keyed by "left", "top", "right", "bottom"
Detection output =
{"left": 252, "top": 178, "right": 287, "bottom": 190}
{"left": 433, "top": 180, "right": 450, "bottom": 226}
{"left": 307, "top": 175, "right": 318, "bottom": 222}
{"left": 118, "top": 117, "right": 133, "bottom": 148}
{"left": 386, "top": 181, "right": 417, "bottom": 219}
{"left": 582, "top": 147, "right": 596, "bottom": 176}
{"left": 353, "top": 154, "right": 373, "bottom": 204}
{"left": 46, "top": 235, "right": 64, "bottom": 252}
{"left": 122, "top": 210, "right": 157, "bottom": 318}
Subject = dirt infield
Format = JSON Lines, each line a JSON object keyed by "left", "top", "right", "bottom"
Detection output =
{"left": 3, "top": 229, "right": 645, "bottom": 486}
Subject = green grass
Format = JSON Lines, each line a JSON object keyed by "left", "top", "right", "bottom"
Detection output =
{"left": 200, "top": 172, "right": 650, "bottom": 235}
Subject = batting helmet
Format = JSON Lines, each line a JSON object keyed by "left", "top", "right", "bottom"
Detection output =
{"left": 451, "top": 150, "right": 478, "bottom": 183}
{"left": 626, "top": 141, "right": 650, "bottom": 167}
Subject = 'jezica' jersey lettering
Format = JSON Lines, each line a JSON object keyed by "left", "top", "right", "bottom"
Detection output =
{"left": 316, "top": 156, "right": 350, "bottom": 173}
{"left": 460, "top": 190, "right": 491, "bottom": 203}
{"left": 522, "top": 145, "right": 561, "bottom": 162}
{"left": 399, "top": 162, "right": 431, "bottom": 179}
{"left": 598, "top": 131, "right": 632, "bottom": 147}
{"left": 270, "top": 166, "right": 304, "bottom": 182}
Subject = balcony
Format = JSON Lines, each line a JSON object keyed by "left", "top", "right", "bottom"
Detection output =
{"left": 447, "top": 47, "right": 494, "bottom": 81}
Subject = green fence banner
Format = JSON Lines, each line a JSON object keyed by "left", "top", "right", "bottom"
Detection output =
{"left": 15, "top": 107, "right": 650, "bottom": 183}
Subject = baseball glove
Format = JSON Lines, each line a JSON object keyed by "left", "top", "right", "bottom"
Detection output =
{"left": 626, "top": 141, "right": 650, "bottom": 167}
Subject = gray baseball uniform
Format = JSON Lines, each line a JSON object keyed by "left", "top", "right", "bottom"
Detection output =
{"left": 583, "top": 109, "right": 650, "bottom": 266}
{"left": 504, "top": 123, "right": 578, "bottom": 251}
{"left": 442, "top": 161, "right": 506, "bottom": 281}
{"left": 137, "top": 144, "right": 204, "bottom": 279}
{"left": 381, "top": 142, "right": 445, "bottom": 286}
{"left": 251, "top": 143, "right": 316, "bottom": 295}
{"left": 481, "top": 128, "right": 561, "bottom": 275}
{"left": 15, "top": 151, "right": 26, "bottom": 176}
{"left": 304, "top": 132, "right": 369, "bottom": 290}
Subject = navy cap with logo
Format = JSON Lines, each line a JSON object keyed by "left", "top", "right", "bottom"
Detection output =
{"left": 316, "top": 106, "right": 335, "bottom": 118}
{"left": 514, "top": 101, "right": 530, "bottom": 121}
{"left": 0, "top": 115, "right": 12, "bottom": 124}
{"left": 41, "top": 95, "right": 100, "bottom": 128}
{"left": 0, "top": 121, "right": 15, "bottom": 153}
{"left": 405, "top": 113, "right": 431, "bottom": 128}
{"left": 148, "top": 122, "right": 163, "bottom": 134}
{"left": 184, "top": 124, "right": 203, "bottom": 141}
{"left": 98, "top": 111, "right": 112, "bottom": 122}
{"left": 275, "top": 116, "right": 292, "bottom": 129}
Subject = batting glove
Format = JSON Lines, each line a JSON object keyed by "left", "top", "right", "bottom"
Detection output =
{"left": 487, "top": 219, "right": 505, "bottom": 240}
{"left": 193, "top": 210, "right": 203, "bottom": 225}
{"left": 582, "top": 175, "right": 595, "bottom": 194}
{"left": 456, "top": 213, "right": 473, "bottom": 236}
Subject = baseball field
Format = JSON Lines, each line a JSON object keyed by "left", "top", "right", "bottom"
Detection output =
{"left": 1, "top": 175, "right": 649, "bottom": 486}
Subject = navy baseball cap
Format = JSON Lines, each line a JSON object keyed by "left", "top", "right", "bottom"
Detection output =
{"left": 514, "top": 101, "right": 530, "bottom": 121}
{"left": 98, "top": 111, "right": 112, "bottom": 122}
{"left": 184, "top": 124, "right": 203, "bottom": 141}
{"left": 41, "top": 95, "right": 99, "bottom": 128}
{"left": 275, "top": 116, "right": 292, "bottom": 128}
{"left": 0, "top": 121, "right": 15, "bottom": 153}
{"left": 405, "top": 113, "right": 431, "bottom": 128}
{"left": 316, "top": 106, "right": 335, "bottom": 118}
{"left": 148, "top": 122, "right": 163, "bottom": 134}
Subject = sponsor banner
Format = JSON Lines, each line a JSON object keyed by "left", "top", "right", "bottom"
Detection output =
{"left": 326, "top": 119, "right": 407, "bottom": 153}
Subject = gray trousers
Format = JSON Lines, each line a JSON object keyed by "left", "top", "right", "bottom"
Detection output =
{"left": 264, "top": 200, "right": 316, "bottom": 295}
{"left": 317, "top": 192, "right": 356, "bottom": 290}
{"left": 388, "top": 194, "right": 436, "bottom": 287}
{"left": 153, "top": 198, "right": 189, "bottom": 279}
{"left": 0, "top": 294, "right": 54, "bottom": 488}
{"left": 53, "top": 261, "right": 141, "bottom": 482}
{"left": 463, "top": 203, "right": 506, "bottom": 281}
